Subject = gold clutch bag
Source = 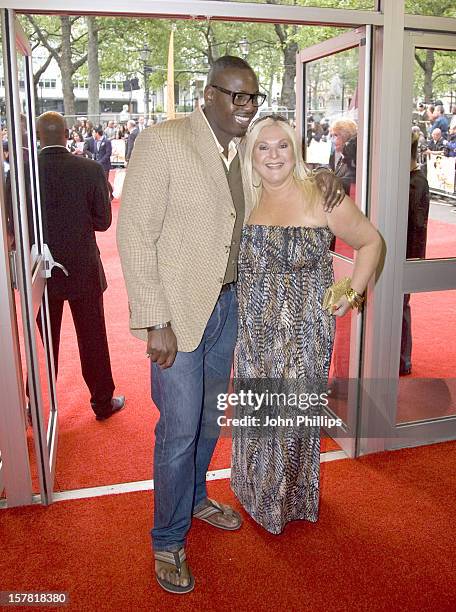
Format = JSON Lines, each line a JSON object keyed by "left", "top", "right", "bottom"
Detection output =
{"left": 322, "top": 277, "right": 351, "bottom": 314}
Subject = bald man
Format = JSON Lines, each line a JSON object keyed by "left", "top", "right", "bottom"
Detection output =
{"left": 37, "top": 112, "right": 124, "bottom": 420}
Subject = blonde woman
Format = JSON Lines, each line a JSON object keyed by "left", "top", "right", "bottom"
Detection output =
{"left": 329, "top": 117, "right": 358, "bottom": 196}
{"left": 231, "top": 115, "right": 381, "bottom": 534}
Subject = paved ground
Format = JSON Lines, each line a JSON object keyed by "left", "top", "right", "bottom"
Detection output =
{"left": 429, "top": 192, "right": 456, "bottom": 223}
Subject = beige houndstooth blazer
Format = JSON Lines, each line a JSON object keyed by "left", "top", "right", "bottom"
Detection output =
{"left": 116, "top": 109, "right": 254, "bottom": 352}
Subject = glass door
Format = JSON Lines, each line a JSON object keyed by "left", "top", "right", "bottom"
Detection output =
{"left": 1, "top": 9, "right": 58, "bottom": 505}
{"left": 296, "top": 27, "right": 372, "bottom": 457}
{"left": 389, "top": 31, "right": 456, "bottom": 448}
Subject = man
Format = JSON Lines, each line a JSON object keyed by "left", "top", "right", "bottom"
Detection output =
{"left": 430, "top": 105, "right": 449, "bottom": 138}
{"left": 450, "top": 105, "right": 456, "bottom": 132}
{"left": 427, "top": 127, "right": 447, "bottom": 154}
{"left": 104, "top": 120, "right": 117, "bottom": 140}
{"left": 444, "top": 125, "right": 456, "bottom": 157}
{"left": 412, "top": 102, "right": 428, "bottom": 136}
{"left": 117, "top": 56, "right": 343, "bottom": 594}
{"left": 124, "top": 119, "right": 139, "bottom": 164}
{"left": 86, "top": 126, "right": 112, "bottom": 181}
{"left": 138, "top": 116, "right": 147, "bottom": 132}
{"left": 37, "top": 112, "right": 125, "bottom": 421}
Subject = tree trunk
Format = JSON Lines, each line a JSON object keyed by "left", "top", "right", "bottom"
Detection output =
{"left": 60, "top": 16, "right": 76, "bottom": 118}
{"left": 423, "top": 49, "right": 435, "bottom": 103}
{"left": 87, "top": 16, "right": 100, "bottom": 122}
{"left": 280, "top": 40, "right": 298, "bottom": 110}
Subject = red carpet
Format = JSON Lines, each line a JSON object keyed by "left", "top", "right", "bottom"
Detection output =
{"left": 21, "top": 184, "right": 455, "bottom": 491}
{"left": 1, "top": 441, "right": 456, "bottom": 611}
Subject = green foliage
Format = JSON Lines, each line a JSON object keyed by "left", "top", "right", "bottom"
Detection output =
{"left": 405, "top": 0, "right": 456, "bottom": 17}
{"left": 18, "top": 4, "right": 456, "bottom": 112}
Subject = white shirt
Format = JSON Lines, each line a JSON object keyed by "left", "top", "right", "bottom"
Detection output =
{"left": 199, "top": 106, "right": 238, "bottom": 170}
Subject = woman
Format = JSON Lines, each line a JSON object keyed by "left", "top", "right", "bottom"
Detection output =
{"left": 69, "top": 130, "right": 84, "bottom": 155}
{"left": 231, "top": 115, "right": 381, "bottom": 534}
{"left": 329, "top": 118, "right": 358, "bottom": 196}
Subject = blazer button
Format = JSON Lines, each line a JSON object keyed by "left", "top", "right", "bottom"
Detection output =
{"left": 219, "top": 277, "right": 223, "bottom": 284}
{"left": 230, "top": 212, "right": 235, "bottom": 218}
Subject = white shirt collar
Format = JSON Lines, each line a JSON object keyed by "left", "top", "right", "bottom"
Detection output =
{"left": 199, "top": 106, "right": 238, "bottom": 169}
{"left": 40, "top": 145, "right": 68, "bottom": 151}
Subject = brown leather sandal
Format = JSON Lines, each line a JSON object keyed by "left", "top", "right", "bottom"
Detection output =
{"left": 154, "top": 548, "right": 195, "bottom": 594}
{"left": 193, "top": 498, "right": 242, "bottom": 531}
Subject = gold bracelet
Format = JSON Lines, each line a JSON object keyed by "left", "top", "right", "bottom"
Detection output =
{"left": 345, "top": 288, "right": 365, "bottom": 312}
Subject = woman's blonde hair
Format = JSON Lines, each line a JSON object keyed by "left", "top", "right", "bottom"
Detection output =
{"left": 243, "top": 115, "right": 316, "bottom": 208}
{"left": 329, "top": 118, "right": 357, "bottom": 143}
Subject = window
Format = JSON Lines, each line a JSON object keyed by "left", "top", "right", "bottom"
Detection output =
{"left": 38, "top": 79, "right": 56, "bottom": 89}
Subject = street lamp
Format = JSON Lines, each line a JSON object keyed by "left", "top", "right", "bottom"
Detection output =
{"left": 140, "top": 44, "right": 151, "bottom": 120}
{"left": 39, "top": 81, "right": 44, "bottom": 114}
{"left": 239, "top": 37, "right": 250, "bottom": 59}
{"left": 151, "top": 91, "right": 157, "bottom": 116}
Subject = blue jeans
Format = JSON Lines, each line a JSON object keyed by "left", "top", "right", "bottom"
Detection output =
{"left": 151, "top": 285, "right": 237, "bottom": 551}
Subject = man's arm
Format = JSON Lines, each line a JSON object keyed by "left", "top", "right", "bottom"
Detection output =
{"left": 116, "top": 129, "right": 172, "bottom": 332}
{"left": 312, "top": 168, "right": 346, "bottom": 212}
{"left": 90, "top": 163, "right": 112, "bottom": 231}
{"left": 83, "top": 139, "right": 93, "bottom": 159}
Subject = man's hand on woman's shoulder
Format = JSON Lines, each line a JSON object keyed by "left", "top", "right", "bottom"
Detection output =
{"left": 313, "top": 169, "right": 345, "bottom": 212}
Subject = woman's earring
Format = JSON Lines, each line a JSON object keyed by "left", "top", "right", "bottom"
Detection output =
{"left": 253, "top": 179, "right": 261, "bottom": 188}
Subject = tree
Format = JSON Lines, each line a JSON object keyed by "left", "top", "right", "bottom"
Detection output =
{"left": 19, "top": 15, "right": 60, "bottom": 115}
{"left": 407, "top": 0, "right": 456, "bottom": 102}
{"left": 25, "top": 15, "right": 88, "bottom": 118}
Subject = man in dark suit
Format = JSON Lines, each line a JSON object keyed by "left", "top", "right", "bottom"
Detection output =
{"left": 36, "top": 112, "right": 125, "bottom": 420}
{"left": 85, "top": 126, "right": 112, "bottom": 180}
{"left": 124, "top": 119, "right": 139, "bottom": 165}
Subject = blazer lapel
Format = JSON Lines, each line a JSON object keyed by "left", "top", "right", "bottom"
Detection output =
{"left": 189, "top": 109, "right": 233, "bottom": 211}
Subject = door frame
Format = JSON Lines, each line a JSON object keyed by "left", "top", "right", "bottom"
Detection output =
{"left": 388, "top": 31, "right": 456, "bottom": 448}
{"left": 1, "top": 9, "right": 58, "bottom": 505}
{"left": 295, "top": 26, "right": 372, "bottom": 458}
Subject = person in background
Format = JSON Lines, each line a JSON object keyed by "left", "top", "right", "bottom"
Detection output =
{"left": 430, "top": 105, "right": 449, "bottom": 138}
{"left": 2, "top": 140, "right": 9, "bottom": 174}
{"left": 329, "top": 118, "right": 358, "bottom": 196}
{"left": 124, "top": 119, "right": 139, "bottom": 165}
{"left": 86, "top": 126, "right": 112, "bottom": 181}
{"left": 104, "top": 120, "right": 117, "bottom": 140}
{"left": 69, "top": 131, "right": 85, "bottom": 156}
{"left": 450, "top": 105, "right": 456, "bottom": 131}
{"left": 401, "top": 131, "right": 430, "bottom": 375}
{"left": 138, "top": 116, "right": 147, "bottom": 132}
{"left": 444, "top": 125, "right": 456, "bottom": 158}
{"left": 427, "top": 127, "right": 447, "bottom": 155}
{"left": 36, "top": 111, "right": 125, "bottom": 419}
{"left": 413, "top": 102, "right": 429, "bottom": 136}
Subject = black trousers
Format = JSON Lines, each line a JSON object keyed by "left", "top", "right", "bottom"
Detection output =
{"left": 39, "top": 292, "right": 115, "bottom": 415}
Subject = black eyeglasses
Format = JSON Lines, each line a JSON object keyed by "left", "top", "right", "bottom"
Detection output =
{"left": 210, "top": 84, "right": 266, "bottom": 108}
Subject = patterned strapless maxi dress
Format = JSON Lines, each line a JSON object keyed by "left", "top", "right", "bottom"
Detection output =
{"left": 231, "top": 224, "right": 336, "bottom": 534}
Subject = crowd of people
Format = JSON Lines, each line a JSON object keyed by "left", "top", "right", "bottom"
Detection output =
{"left": 412, "top": 101, "right": 456, "bottom": 167}
{"left": 65, "top": 114, "right": 153, "bottom": 167}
